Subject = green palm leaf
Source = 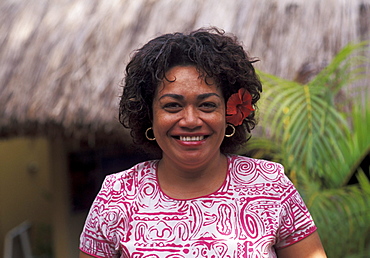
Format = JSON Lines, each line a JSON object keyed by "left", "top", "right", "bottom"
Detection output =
{"left": 257, "top": 71, "right": 352, "bottom": 180}
{"left": 245, "top": 41, "right": 370, "bottom": 257}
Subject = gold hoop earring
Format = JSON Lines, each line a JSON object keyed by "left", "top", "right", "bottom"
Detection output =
{"left": 145, "top": 127, "right": 156, "bottom": 141}
{"left": 225, "top": 124, "right": 236, "bottom": 137}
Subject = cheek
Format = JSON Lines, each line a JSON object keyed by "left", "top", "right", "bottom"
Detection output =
{"left": 210, "top": 110, "right": 226, "bottom": 125}
{"left": 152, "top": 103, "right": 163, "bottom": 125}
{"left": 152, "top": 111, "right": 174, "bottom": 135}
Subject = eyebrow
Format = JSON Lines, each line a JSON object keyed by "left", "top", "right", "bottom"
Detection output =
{"left": 158, "top": 93, "right": 221, "bottom": 101}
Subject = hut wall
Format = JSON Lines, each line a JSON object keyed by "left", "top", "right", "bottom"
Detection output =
{"left": 0, "top": 137, "right": 53, "bottom": 256}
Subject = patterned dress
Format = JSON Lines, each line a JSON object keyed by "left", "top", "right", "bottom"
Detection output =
{"left": 80, "top": 155, "right": 317, "bottom": 257}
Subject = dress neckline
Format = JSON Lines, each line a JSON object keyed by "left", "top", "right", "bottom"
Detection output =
{"left": 153, "top": 154, "right": 232, "bottom": 201}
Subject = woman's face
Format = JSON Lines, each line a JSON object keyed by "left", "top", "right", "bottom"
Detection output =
{"left": 152, "top": 66, "right": 226, "bottom": 169}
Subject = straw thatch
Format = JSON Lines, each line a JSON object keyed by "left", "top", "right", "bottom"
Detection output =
{"left": 0, "top": 0, "right": 369, "bottom": 143}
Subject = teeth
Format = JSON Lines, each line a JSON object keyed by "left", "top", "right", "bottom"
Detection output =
{"left": 179, "top": 136, "right": 204, "bottom": 141}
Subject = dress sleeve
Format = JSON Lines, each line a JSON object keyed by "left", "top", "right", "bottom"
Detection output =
{"left": 79, "top": 175, "right": 120, "bottom": 258}
{"left": 274, "top": 174, "right": 317, "bottom": 249}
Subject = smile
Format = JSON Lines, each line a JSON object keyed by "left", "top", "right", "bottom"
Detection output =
{"left": 179, "top": 136, "right": 205, "bottom": 142}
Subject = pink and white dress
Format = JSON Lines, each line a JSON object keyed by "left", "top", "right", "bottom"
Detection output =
{"left": 80, "top": 155, "right": 317, "bottom": 257}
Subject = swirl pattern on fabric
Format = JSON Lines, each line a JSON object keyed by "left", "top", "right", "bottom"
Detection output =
{"left": 80, "top": 155, "right": 316, "bottom": 258}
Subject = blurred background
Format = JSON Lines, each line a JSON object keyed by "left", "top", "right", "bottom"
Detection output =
{"left": 0, "top": 0, "right": 369, "bottom": 257}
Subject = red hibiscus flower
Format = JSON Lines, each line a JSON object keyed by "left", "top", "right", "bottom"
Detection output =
{"left": 226, "top": 88, "right": 254, "bottom": 126}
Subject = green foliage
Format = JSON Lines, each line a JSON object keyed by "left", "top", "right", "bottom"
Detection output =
{"left": 245, "top": 42, "right": 370, "bottom": 257}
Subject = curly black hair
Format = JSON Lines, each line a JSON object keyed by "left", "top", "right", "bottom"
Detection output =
{"left": 119, "top": 27, "right": 262, "bottom": 155}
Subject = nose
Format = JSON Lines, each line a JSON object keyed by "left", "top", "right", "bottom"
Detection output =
{"left": 178, "top": 106, "right": 202, "bottom": 129}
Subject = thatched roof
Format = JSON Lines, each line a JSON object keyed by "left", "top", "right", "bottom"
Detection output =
{"left": 1, "top": 0, "right": 369, "bottom": 142}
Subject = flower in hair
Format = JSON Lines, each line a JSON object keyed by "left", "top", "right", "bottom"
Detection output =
{"left": 226, "top": 88, "right": 254, "bottom": 126}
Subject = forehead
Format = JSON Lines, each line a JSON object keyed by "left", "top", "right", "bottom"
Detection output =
{"left": 155, "top": 66, "right": 221, "bottom": 97}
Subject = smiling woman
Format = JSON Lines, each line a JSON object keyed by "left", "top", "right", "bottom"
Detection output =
{"left": 79, "top": 27, "right": 327, "bottom": 258}
{"left": 152, "top": 66, "right": 226, "bottom": 177}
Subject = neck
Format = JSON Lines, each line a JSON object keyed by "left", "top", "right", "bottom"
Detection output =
{"left": 157, "top": 153, "right": 228, "bottom": 199}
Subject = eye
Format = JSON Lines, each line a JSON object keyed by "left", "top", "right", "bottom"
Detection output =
{"left": 199, "top": 102, "right": 217, "bottom": 112}
{"left": 163, "top": 102, "right": 182, "bottom": 112}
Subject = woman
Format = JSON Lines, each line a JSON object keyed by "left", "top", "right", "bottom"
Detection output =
{"left": 79, "top": 28, "right": 326, "bottom": 257}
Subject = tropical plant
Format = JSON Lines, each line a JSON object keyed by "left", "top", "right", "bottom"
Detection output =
{"left": 244, "top": 42, "right": 370, "bottom": 257}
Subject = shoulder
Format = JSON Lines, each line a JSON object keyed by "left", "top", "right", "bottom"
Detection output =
{"left": 105, "top": 160, "right": 158, "bottom": 184}
{"left": 231, "top": 154, "right": 283, "bottom": 167}
{"left": 85, "top": 160, "right": 159, "bottom": 221}
{"left": 228, "top": 154, "right": 286, "bottom": 183}
{"left": 99, "top": 160, "right": 158, "bottom": 197}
